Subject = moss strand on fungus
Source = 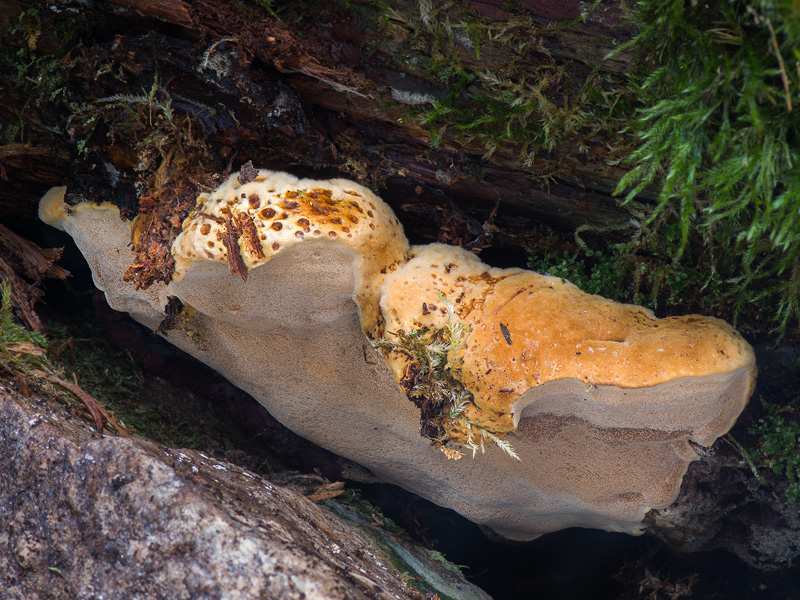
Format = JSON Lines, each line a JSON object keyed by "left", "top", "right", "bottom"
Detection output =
{"left": 374, "top": 290, "right": 519, "bottom": 460}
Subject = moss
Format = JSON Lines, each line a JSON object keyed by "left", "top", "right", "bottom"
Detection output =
{"left": 0, "top": 281, "right": 49, "bottom": 375}
{"left": 753, "top": 401, "right": 800, "bottom": 505}
{"left": 67, "top": 74, "right": 203, "bottom": 164}
{"left": 324, "top": 494, "right": 468, "bottom": 600}
{"left": 426, "top": 549, "right": 467, "bottom": 578}
{"left": 377, "top": 0, "right": 633, "bottom": 164}
{"left": 528, "top": 246, "right": 624, "bottom": 301}
{"left": 528, "top": 207, "right": 798, "bottom": 342}
{"left": 45, "top": 319, "right": 231, "bottom": 451}
{"left": 331, "top": 489, "right": 406, "bottom": 535}
{"left": 0, "top": 4, "right": 90, "bottom": 148}
{"left": 375, "top": 291, "right": 519, "bottom": 460}
{"left": 615, "top": 0, "right": 800, "bottom": 338}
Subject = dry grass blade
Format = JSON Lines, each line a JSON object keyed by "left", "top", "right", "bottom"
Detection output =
{"left": 306, "top": 481, "right": 346, "bottom": 502}
{"left": 34, "top": 370, "right": 132, "bottom": 436}
{"left": 4, "top": 342, "right": 46, "bottom": 356}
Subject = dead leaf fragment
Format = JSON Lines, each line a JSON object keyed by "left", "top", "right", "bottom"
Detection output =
{"left": 306, "top": 481, "right": 346, "bottom": 502}
{"left": 4, "top": 342, "right": 46, "bottom": 356}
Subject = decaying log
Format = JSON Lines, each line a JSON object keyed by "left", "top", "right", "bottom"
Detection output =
{"left": 0, "top": 0, "right": 642, "bottom": 287}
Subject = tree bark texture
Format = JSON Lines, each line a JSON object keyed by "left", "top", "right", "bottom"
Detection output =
{"left": 0, "top": 0, "right": 640, "bottom": 285}
{"left": 0, "top": 381, "right": 490, "bottom": 600}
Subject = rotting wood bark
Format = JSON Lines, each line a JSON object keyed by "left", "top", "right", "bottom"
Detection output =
{"left": 1, "top": 0, "right": 642, "bottom": 288}
{"left": 0, "top": 223, "right": 69, "bottom": 333}
{"left": 222, "top": 213, "right": 248, "bottom": 281}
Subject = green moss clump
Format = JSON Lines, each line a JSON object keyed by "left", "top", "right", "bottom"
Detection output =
{"left": 0, "top": 281, "right": 49, "bottom": 375}
{"left": 375, "top": 291, "right": 519, "bottom": 460}
{"left": 616, "top": 0, "right": 800, "bottom": 336}
{"left": 45, "top": 319, "right": 231, "bottom": 451}
{"left": 527, "top": 229, "right": 731, "bottom": 318}
{"left": 383, "top": 0, "right": 630, "bottom": 163}
{"left": 527, "top": 247, "right": 624, "bottom": 301}
{"left": 753, "top": 402, "right": 800, "bottom": 505}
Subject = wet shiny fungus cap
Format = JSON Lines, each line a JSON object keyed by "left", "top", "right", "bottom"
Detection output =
{"left": 172, "top": 170, "right": 409, "bottom": 334}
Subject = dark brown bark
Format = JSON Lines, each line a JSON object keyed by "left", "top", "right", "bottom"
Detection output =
{"left": 0, "top": 0, "right": 641, "bottom": 286}
{"left": 0, "top": 222, "right": 69, "bottom": 333}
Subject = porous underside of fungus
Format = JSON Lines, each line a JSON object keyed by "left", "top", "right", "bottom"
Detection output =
{"left": 39, "top": 170, "right": 756, "bottom": 539}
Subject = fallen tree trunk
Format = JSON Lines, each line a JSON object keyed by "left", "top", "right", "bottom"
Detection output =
{"left": 1, "top": 0, "right": 639, "bottom": 273}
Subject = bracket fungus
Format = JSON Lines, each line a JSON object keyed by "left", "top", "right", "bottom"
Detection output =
{"left": 39, "top": 169, "right": 756, "bottom": 539}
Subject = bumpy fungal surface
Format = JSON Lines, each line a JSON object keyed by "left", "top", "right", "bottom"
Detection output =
{"left": 172, "top": 171, "right": 408, "bottom": 334}
{"left": 380, "top": 244, "right": 755, "bottom": 449}
{"left": 38, "top": 169, "right": 757, "bottom": 540}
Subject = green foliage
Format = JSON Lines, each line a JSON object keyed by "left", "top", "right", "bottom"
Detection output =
{"left": 248, "top": 0, "right": 315, "bottom": 19}
{"left": 0, "top": 281, "right": 49, "bottom": 374}
{"left": 385, "top": 0, "right": 629, "bottom": 162}
{"left": 527, "top": 233, "right": 714, "bottom": 312}
{"left": 527, "top": 247, "right": 624, "bottom": 300}
{"left": 753, "top": 403, "right": 800, "bottom": 504}
{"left": 332, "top": 489, "right": 405, "bottom": 535}
{"left": 46, "top": 320, "right": 226, "bottom": 450}
{"left": 251, "top": 0, "right": 280, "bottom": 18}
{"left": 527, "top": 217, "right": 791, "bottom": 331}
{"left": 0, "top": 6, "right": 85, "bottom": 146}
{"left": 616, "top": 0, "right": 800, "bottom": 336}
{"left": 68, "top": 75, "right": 182, "bottom": 158}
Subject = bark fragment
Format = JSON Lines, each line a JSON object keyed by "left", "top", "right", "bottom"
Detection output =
{"left": 221, "top": 213, "right": 248, "bottom": 281}
{"left": 0, "top": 223, "right": 69, "bottom": 333}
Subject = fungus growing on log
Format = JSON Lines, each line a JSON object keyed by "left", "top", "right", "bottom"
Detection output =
{"left": 171, "top": 171, "right": 408, "bottom": 335}
{"left": 39, "top": 169, "right": 756, "bottom": 539}
{"left": 379, "top": 244, "right": 755, "bottom": 458}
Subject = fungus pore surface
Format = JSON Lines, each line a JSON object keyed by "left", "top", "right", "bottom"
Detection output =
{"left": 39, "top": 169, "right": 756, "bottom": 539}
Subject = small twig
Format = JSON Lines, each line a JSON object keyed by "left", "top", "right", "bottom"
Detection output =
{"left": 306, "top": 481, "right": 346, "bottom": 502}
{"left": 60, "top": 371, "right": 103, "bottom": 432}
{"left": 723, "top": 434, "right": 761, "bottom": 480}
{"left": 766, "top": 19, "right": 792, "bottom": 112}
